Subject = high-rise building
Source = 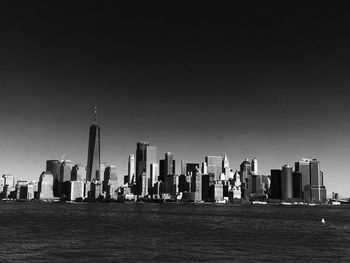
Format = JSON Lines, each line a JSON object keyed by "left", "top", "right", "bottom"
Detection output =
{"left": 69, "top": 181, "right": 84, "bottom": 201}
{"left": 136, "top": 142, "right": 149, "bottom": 195}
{"left": 194, "top": 168, "right": 202, "bottom": 202}
{"left": 222, "top": 154, "right": 230, "bottom": 180}
{"left": 71, "top": 164, "right": 86, "bottom": 181}
{"left": 186, "top": 163, "right": 199, "bottom": 177}
{"left": 146, "top": 146, "right": 157, "bottom": 193}
{"left": 180, "top": 160, "right": 187, "bottom": 175}
{"left": 270, "top": 169, "right": 282, "bottom": 199}
{"left": 165, "top": 152, "right": 174, "bottom": 175}
{"left": 104, "top": 165, "right": 118, "bottom": 193}
{"left": 293, "top": 171, "right": 302, "bottom": 199}
{"left": 150, "top": 163, "right": 159, "bottom": 190}
{"left": 46, "top": 160, "right": 62, "bottom": 197}
{"left": 60, "top": 160, "right": 74, "bottom": 182}
{"left": 38, "top": 171, "right": 54, "bottom": 199}
{"left": 128, "top": 154, "right": 135, "bottom": 184}
{"left": 251, "top": 158, "right": 258, "bottom": 175}
{"left": 309, "top": 159, "right": 326, "bottom": 203}
{"left": 202, "top": 162, "right": 208, "bottom": 175}
{"left": 15, "top": 180, "right": 28, "bottom": 200}
{"left": 2, "top": 174, "right": 14, "bottom": 187}
{"left": 86, "top": 107, "right": 101, "bottom": 182}
{"left": 205, "top": 156, "right": 223, "bottom": 180}
{"left": 281, "top": 165, "right": 293, "bottom": 200}
{"left": 295, "top": 159, "right": 311, "bottom": 201}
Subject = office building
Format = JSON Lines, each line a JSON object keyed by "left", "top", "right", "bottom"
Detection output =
{"left": 205, "top": 155, "right": 223, "bottom": 180}
{"left": 60, "top": 160, "right": 74, "bottom": 182}
{"left": 15, "top": 180, "right": 28, "bottom": 200}
{"left": 186, "top": 163, "right": 199, "bottom": 177}
{"left": 309, "top": 159, "right": 326, "bottom": 203}
{"left": 180, "top": 160, "right": 187, "bottom": 175}
{"left": 295, "top": 159, "right": 311, "bottom": 202}
{"left": 86, "top": 107, "right": 101, "bottom": 182}
{"left": 293, "top": 171, "right": 302, "bottom": 199}
{"left": 71, "top": 164, "right": 86, "bottom": 181}
{"left": 270, "top": 169, "right": 282, "bottom": 199}
{"left": 194, "top": 168, "right": 202, "bottom": 202}
{"left": 136, "top": 142, "right": 157, "bottom": 196}
{"left": 128, "top": 154, "right": 135, "bottom": 184}
{"left": 2, "top": 174, "right": 14, "bottom": 187}
{"left": 104, "top": 165, "right": 118, "bottom": 192}
{"left": 150, "top": 163, "right": 159, "bottom": 190}
{"left": 214, "top": 181, "right": 224, "bottom": 202}
{"left": 281, "top": 165, "right": 293, "bottom": 200}
{"left": 69, "top": 181, "right": 84, "bottom": 201}
{"left": 46, "top": 160, "right": 62, "bottom": 197}
{"left": 38, "top": 171, "right": 54, "bottom": 199}
{"left": 251, "top": 158, "right": 258, "bottom": 175}
{"left": 202, "top": 162, "right": 208, "bottom": 175}
{"left": 165, "top": 152, "right": 175, "bottom": 175}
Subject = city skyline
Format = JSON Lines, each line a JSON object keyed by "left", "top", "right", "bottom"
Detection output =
{"left": 0, "top": 1, "right": 349, "bottom": 196}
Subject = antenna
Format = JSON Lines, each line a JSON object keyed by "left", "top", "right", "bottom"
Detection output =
{"left": 94, "top": 106, "right": 97, "bottom": 124}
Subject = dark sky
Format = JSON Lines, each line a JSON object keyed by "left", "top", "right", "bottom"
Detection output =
{"left": 0, "top": 1, "right": 350, "bottom": 196}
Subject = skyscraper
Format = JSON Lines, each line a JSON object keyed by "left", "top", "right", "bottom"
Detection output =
{"left": 146, "top": 146, "right": 157, "bottom": 193}
{"left": 180, "top": 160, "right": 187, "bottom": 175}
{"left": 164, "top": 152, "right": 175, "bottom": 175}
{"left": 205, "top": 156, "right": 223, "bottom": 180}
{"left": 295, "top": 158, "right": 311, "bottom": 201}
{"left": 150, "top": 163, "right": 159, "bottom": 190}
{"left": 38, "top": 171, "right": 54, "bottom": 199}
{"left": 251, "top": 158, "right": 258, "bottom": 175}
{"left": 135, "top": 142, "right": 157, "bottom": 196}
{"left": 86, "top": 107, "right": 101, "bottom": 182}
{"left": 128, "top": 154, "right": 135, "bottom": 184}
{"left": 46, "top": 160, "right": 62, "bottom": 197}
{"left": 281, "top": 165, "right": 293, "bottom": 200}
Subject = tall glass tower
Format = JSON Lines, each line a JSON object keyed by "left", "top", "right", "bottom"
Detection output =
{"left": 86, "top": 107, "right": 101, "bottom": 182}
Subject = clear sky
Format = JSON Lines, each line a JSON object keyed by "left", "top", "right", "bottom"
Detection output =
{"left": 0, "top": 1, "right": 350, "bottom": 196}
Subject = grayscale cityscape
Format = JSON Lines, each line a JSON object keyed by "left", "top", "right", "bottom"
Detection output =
{"left": 1, "top": 107, "right": 333, "bottom": 205}
{"left": 1, "top": 1, "right": 350, "bottom": 262}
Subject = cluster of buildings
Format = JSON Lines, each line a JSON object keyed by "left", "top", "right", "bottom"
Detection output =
{"left": 0, "top": 109, "right": 328, "bottom": 204}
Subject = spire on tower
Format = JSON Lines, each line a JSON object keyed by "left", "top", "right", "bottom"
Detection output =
{"left": 94, "top": 106, "right": 97, "bottom": 124}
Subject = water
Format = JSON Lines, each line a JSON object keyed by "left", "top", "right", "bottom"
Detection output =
{"left": 0, "top": 203, "right": 349, "bottom": 262}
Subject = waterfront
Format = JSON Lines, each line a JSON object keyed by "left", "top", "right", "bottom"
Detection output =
{"left": 0, "top": 203, "right": 349, "bottom": 262}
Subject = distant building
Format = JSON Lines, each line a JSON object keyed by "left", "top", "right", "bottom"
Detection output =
{"left": 202, "top": 162, "right": 208, "bottom": 175}
{"left": 104, "top": 165, "right": 118, "bottom": 194}
{"left": 71, "top": 164, "right": 86, "bottom": 181}
{"left": 150, "top": 163, "right": 159, "bottom": 191}
{"left": 214, "top": 181, "right": 224, "bottom": 202}
{"left": 15, "top": 180, "right": 28, "bottom": 200}
{"left": 69, "top": 181, "right": 84, "bottom": 201}
{"left": 86, "top": 107, "right": 101, "bottom": 182}
{"left": 270, "top": 169, "right": 282, "bottom": 199}
{"left": 205, "top": 156, "right": 223, "bottom": 180}
{"left": 180, "top": 160, "right": 187, "bottom": 175}
{"left": 165, "top": 152, "right": 175, "bottom": 175}
{"left": 251, "top": 158, "right": 258, "bottom": 175}
{"left": 38, "top": 171, "right": 54, "bottom": 199}
{"left": 281, "top": 165, "right": 293, "bottom": 200}
{"left": 222, "top": 154, "right": 230, "bottom": 180}
{"left": 194, "top": 168, "right": 202, "bottom": 202}
{"left": 2, "top": 174, "right": 14, "bottom": 187}
{"left": 136, "top": 142, "right": 157, "bottom": 196}
{"left": 295, "top": 159, "right": 311, "bottom": 202}
{"left": 46, "top": 160, "right": 62, "bottom": 197}
{"left": 60, "top": 160, "right": 74, "bottom": 182}
{"left": 186, "top": 163, "right": 199, "bottom": 177}
{"left": 128, "top": 154, "right": 135, "bottom": 184}
{"left": 293, "top": 171, "right": 302, "bottom": 199}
